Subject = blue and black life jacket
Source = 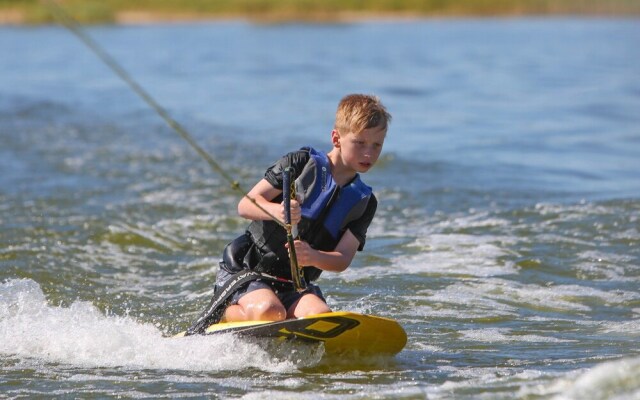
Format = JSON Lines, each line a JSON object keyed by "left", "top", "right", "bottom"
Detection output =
{"left": 296, "top": 147, "right": 372, "bottom": 240}
{"left": 247, "top": 147, "right": 372, "bottom": 281}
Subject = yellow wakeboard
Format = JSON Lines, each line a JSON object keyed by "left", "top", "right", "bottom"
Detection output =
{"left": 175, "top": 311, "right": 406, "bottom": 356}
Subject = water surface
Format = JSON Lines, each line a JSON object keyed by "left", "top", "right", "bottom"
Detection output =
{"left": 1, "top": 18, "right": 639, "bottom": 399}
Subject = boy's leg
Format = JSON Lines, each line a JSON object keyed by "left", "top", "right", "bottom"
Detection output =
{"left": 287, "top": 293, "right": 331, "bottom": 319}
{"left": 223, "top": 288, "right": 287, "bottom": 322}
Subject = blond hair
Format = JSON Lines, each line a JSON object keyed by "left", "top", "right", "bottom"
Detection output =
{"left": 334, "top": 94, "right": 391, "bottom": 135}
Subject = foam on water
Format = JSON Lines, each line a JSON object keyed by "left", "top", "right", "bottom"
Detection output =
{"left": 240, "top": 386, "right": 429, "bottom": 400}
{"left": 332, "top": 232, "right": 518, "bottom": 283}
{"left": 409, "top": 286, "right": 518, "bottom": 321}
{"left": 598, "top": 320, "right": 640, "bottom": 336}
{"left": 550, "top": 356, "right": 640, "bottom": 400}
{"left": 0, "top": 279, "right": 321, "bottom": 372}
{"left": 575, "top": 250, "right": 636, "bottom": 282}
{"left": 459, "top": 328, "right": 574, "bottom": 344}
{"left": 428, "top": 357, "right": 640, "bottom": 400}
{"left": 400, "top": 233, "right": 519, "bottom": 277}
{"left": 328, "top": 201, "right": 639, "bottom": 330}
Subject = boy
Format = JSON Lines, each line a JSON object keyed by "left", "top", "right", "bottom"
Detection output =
{"left": 186, "top": 94, "right": 390, "bottom": 334}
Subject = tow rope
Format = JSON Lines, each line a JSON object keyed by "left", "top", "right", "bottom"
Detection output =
{"left": 44, "top": 0, "right": 307, "bottom": 330}
{"left": 44, "top": 0, "right": 285, "bottom": 229}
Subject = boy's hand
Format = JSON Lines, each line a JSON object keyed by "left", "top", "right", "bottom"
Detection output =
{"left": 281, "top": 199, "right": 301, "bottom": 225}
{"left": 287, "top": 239, "right": 315, "bottom": 267}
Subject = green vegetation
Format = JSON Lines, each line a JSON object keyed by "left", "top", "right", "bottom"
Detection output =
{"left": 1, "top": 0, "right": 639, "bottom": 24}
{"left": 27, "top": 2, "right": 114, "bottom": 24}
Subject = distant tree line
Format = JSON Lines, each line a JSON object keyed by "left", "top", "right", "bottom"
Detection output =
{"left": 1, "top": 0, "right": 638, "bottom": 24}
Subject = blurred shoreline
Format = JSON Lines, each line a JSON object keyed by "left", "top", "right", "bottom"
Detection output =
{"left": 2, "top": 1, "right": 640, "bottom": 25}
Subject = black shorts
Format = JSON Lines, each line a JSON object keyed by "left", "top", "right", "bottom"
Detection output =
{"left": 216, "top": 268, "right": 326, "bottom": 311}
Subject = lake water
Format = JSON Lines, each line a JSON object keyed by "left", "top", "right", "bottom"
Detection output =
{"left": 1, "top": 18, "right": 639, "bottom": 399}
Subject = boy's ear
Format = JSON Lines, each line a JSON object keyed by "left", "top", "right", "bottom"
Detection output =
{"left": 331, "top": 129, "right": 341, "bottom": 148}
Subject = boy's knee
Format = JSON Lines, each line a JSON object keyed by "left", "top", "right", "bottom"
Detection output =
{"left": 290, "top": 294, "right": 331, "bottom": 318}
{"left": 248, "top": 301, "right": 286, "bottom": 321}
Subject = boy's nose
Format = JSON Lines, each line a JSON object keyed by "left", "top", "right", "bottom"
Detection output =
{"left": 363, "top": 146, "right": 375, "bottom": 157}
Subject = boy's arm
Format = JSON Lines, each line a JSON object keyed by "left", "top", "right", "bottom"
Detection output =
{"left": 291, "top": 229, "right": 360, "bottom": 273}
{"left": 238, "top": 178, "right": 301, "bottom": 224}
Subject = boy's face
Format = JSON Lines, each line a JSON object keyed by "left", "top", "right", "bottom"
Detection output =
{"left": 333, "top": 125, "right": 386, "bottom": 173}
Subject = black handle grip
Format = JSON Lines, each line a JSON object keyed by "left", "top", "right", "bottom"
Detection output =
{"left": 283, "top": 167, "right": 292, "bottom": 225}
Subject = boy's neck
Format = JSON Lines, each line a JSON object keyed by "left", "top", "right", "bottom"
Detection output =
{"left": 327, "top": 149, "right": 357, "bottom": 187}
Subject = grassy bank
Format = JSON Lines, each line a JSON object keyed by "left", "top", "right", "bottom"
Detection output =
{"left": 1, "top": 0, "right": 639, "bottom": 24}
